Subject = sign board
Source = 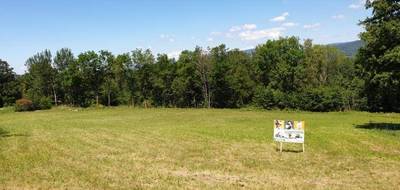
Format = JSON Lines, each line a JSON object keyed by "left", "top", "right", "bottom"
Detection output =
{"left": 273, "top": 120, "right": 305, "bottom": 143}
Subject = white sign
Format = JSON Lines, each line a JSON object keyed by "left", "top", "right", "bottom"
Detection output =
{"left": 273, "top": 120, "right": 305, "bottom": 143}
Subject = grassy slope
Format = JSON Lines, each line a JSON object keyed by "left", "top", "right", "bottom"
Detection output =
{"left": 0, "top": 107, "right": 399, "bottom": 189}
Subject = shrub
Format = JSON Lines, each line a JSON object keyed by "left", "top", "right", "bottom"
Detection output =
{"left": 253, "top": 86, "right": 275, "bottom": 109}
{"left": 299, "top": 87, "right": 345, "bottom": 112}
{"left": 15, "top": 98, "right": 34, "bottom": 112}
{"left": 35, "top": 97, "right": 52, "bottom": 110}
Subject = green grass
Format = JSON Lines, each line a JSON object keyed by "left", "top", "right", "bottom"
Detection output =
{"left": 0, "top": 107, "right": 399, "bottom": 189}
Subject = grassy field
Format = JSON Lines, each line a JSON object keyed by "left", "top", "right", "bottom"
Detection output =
{"left": 0, "top": 107, "right": 399, "bottom": 189}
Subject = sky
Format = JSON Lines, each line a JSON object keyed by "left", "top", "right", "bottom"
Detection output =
{"left": 0, "top": 0, "right": 371, "bottom": 74}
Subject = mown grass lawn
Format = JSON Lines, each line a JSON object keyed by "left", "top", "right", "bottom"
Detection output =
{"left": 0, "top": 107, "right": 399, "bottom": 189}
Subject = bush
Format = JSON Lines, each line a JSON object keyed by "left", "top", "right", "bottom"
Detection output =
{"left": 15, "top": 98, "right": 34, "bottom": 112}
{"left": 35, "top": 97, "right": 52, "bottom": 110}
{"left": 299, "top": 87, "right": 345, "bottom": 112}
{"left": 253, "top": 86, "right": 275, "bottom": 109}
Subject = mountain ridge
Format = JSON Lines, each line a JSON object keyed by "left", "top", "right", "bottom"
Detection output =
{"left": 243, "top": 40, "right": 364, "bottom": 57}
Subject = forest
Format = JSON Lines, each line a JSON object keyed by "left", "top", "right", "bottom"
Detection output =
{"left": 0, "top": 0, "right": 399, "bottom": 112}
{"left": 0, "top": 38, "right": 363, "bottom": 111}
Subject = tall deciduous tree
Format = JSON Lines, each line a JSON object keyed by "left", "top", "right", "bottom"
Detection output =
{"left": 172, "top": 50, "right": 203, "bottom": 107}
{"left": 153, "top": 54, "right": 176, "bottom": 107}
{"left": 357, "top": 0, "right": 400, "bottom": 112}
{"left": 54, "top": 48, "right": 75, "bottom": 105}
{"left": 25, "top": 50, "right": 55, "bottom": 108}
{"left": 99, "top": 50, "right": 116, "bottom": 106}
{"left": 116, "top": 53, "right": 135, "bottom": 106}
{"left": 131, "top": 49, "right": 155, "bottom": 105}
{"left": 210, "top": 44, "right": 234, "bottom": 108}
{"left": 226, "top": 49, "right": 256, "bottom": 107}
{"left": 254, "top": 37, "right": 305, "bottom": 108}
{"left": 78, "top": 51, "right": 104, "bottom": 106}
{"left": 0, "top": 59, "right": 21, "bottom": 107}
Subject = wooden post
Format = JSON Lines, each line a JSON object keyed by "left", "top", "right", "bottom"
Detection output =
{"left": 302, "top": 143, "right": 305, "bottom": 152}
{"left": 280, "top": 142, "right": 283, "bottom": 153}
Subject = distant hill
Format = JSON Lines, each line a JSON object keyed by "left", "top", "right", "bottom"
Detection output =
{"left": 243, "top": 40, "right": 364, "bottom": 57}
{"left": 329, "top": 40, "right": 364, "bottom": 57}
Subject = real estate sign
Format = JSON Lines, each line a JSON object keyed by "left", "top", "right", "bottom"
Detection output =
{"left": 273, "top": 120, "right": 305, "bottom": 143}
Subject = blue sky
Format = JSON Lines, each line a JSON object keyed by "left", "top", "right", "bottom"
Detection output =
{"left": 0, "top": 0, "right": 370, "bottom": 74}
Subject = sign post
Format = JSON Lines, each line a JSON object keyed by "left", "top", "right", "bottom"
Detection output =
{"left": 273, "top": 120, "right": 305, "bottom": 152}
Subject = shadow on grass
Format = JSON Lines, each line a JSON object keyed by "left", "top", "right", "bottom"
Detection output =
{"left": 355, "top": 123, "right": 400, "bottom": 131}
{"left": 0, "top": 128, "right": 29, "bottom": 138}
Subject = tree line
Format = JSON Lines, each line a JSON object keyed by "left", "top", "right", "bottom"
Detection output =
{"left": 0, "top": 38, "right": 364, "bottom": 111}
{"left": 1, "top": 0, "right": 399, "bottom": 112}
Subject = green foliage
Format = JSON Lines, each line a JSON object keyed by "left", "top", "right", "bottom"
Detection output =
{"left": 8, "top": 37, "right": 365, "bottom": 112}
{"left": 131, "top": 49, "right": 156, "bottom": 103}
{"left": 25, "top": 50, "right": 56, "bottom": 107}
{"left": 226, "top": 49, "right": 256, "bottom": 107}
{"left": 152, "top": 54, "right": 177, "bottom": 107}
{"left": 299, "top": 87, "right": 345, "bottom": 112}
{"left": 210, "top": 45, "right": 235, "bottom": 108}
{"left": 254, "top": 37, "right": 305, "bottom": 90}
{"left": 0, "top": 59, "right": 21, "bottom": 107}
{"left": 357, "top": 0, "right": 400, "bottom": 112}
{"left": 54, "top": 48, "right": 75, "bottom": 105}
{"left": 35, "top": 97, "right": 52, "bottom": 110}
{"left": 15, "top": 98, "right": 34, "bottom": 112}
{"left": 172, "top": 50, "right": 203, "bottom": 107}
{"left": 3, "top": 1, "right": 398, "bottom": 112}
{"left": 253, "top": 86, "right": 275, "bottom": 109}
{"left": 7, "top": 13, "right": 398, "bottom": 113}
{"left": 78, "top": 51, "right": 105, "bottom": 106}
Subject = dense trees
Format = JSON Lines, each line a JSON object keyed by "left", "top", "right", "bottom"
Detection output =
{"left": 0, "top": 1, "right": 397, "bottom": 112}
{"left": 0, "top": 59, "right": 21, "bottom": 107}
{"left": 251, "top": 38, "right": 363, "bottom": 111}
{"left": 253, "top": 37, "right": 305, "bottom": 109}
{"left": 356, "top": 0, "right": 400, "bottom": 112}
{"left": 172, "top": 49, "right": 203, "bottom": 107}
{"left": 24, "top": 50, "right": 54, "bottom": 109}
{"left": 1, "top": 0, "right": 398, "bottom": 112}
{"left": 1, "top": 36, "right": 365, "bottom": 112}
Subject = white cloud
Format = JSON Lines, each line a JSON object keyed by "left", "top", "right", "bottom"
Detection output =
{"left": 349, "top": 0, "right": 365, "bottom": 9}
{"left": 160, "top": 34, "right": 175, "bottom": 42}
{"left": 229, "top": 26, "right": 242, "bottom": 32}
{"left": 282, "top": 22, "right": 298, "bottom": 27}
{"left": 303, "top": 23, "right": 321, "bottom": 30}
{"left": 332, "top": 14, "right": 345, "bottom": 20}
{"left": 270, "top": 12, "right": 289, "bottom": 22}
{"left": 167, "top": 51, "right": 181, "bottom": 60}
{"left": 239, "top": 27, "right": 285, "bottom": 41}
{"left": 229, "top": 24, "right": 257, "bottom": 32}
{"left": 349, "top": 4, "right": 361, "bottom": 9}
{"left": 210, "top": 32, "right": 222, "bottom": 36}
{"left": 225, "top": 33, "right": 234, "bottom": 38}
{"left": 207, "top": 37, "right": 214, "bottom": 42}
{"left": 242, "top": 24, "right": 257, "bottom": 30}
